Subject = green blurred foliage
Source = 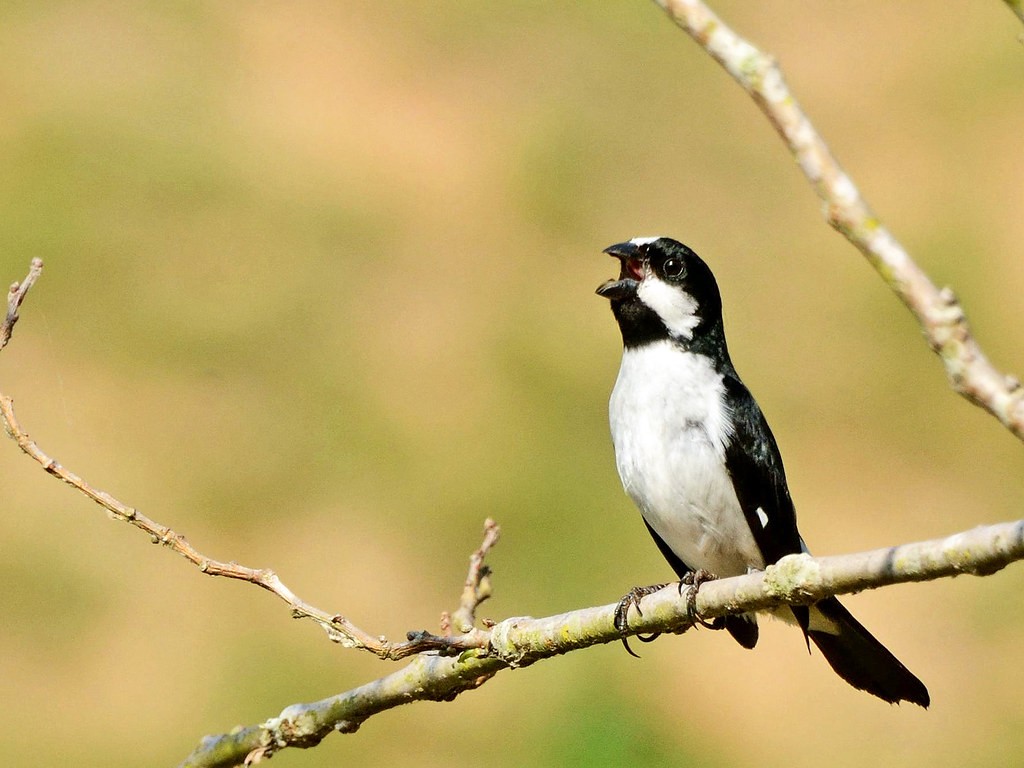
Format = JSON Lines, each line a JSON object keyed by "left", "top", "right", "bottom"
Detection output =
{"left": 1, "top": 2, "right": 1023, "bottom": 766}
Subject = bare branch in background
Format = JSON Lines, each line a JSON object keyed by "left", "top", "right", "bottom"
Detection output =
{"left": 0, "top": 396, "right": 497, "bottom": 661}
{"left": 0, "top": 257, "right": 43, "bottom": 351}
{"left": 1004, "top": 0, "right": 1024, "bottom": 26}
{"left": 0, "top": 264, "right": 489, "bottom": 662}
{"left": 656, "top": 0, "right": 1024, "bottom": 440}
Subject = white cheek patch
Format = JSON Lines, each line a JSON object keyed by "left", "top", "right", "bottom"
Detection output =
{"left": 637, "top": 277, "right": 700, "bottom": 340}
{"left": 756, "top": 507, "right": 769, "bottom": 528}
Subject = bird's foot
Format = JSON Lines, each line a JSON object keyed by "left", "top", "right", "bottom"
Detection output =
{"left": 614, "top": 583, "right": 668, "bottom": 658}
{"left": 679, "top": 569, "right": 723, "bottom": 630}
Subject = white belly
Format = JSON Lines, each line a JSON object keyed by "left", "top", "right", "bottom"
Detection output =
{"left": 609, "top": 341, "right": 764, "bottom": 577}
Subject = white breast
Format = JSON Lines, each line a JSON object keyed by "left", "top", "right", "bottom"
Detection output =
{"left": 609, "top": 341, "right": 764, "bottom": 577}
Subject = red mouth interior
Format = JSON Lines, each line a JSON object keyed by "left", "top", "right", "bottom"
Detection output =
{"left": 624, "top": 257, "right": 644, "bottom": 280}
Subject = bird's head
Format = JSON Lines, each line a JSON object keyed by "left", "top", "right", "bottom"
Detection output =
{"left": 597, "top": 236, "right": 724, "bottom": 347}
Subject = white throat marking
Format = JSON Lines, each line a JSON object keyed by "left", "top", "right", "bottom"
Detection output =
{"left": 636, "top": 277, "right": 700, "bottom": 340}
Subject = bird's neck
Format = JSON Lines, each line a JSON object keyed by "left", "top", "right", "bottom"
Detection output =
{"left": 620, "top": 315, "right": 732, "bottom": 369}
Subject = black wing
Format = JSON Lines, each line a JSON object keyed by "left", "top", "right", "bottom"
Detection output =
{"left": 720, "top": 372, "right": 803, "bottom": 569}
{"left": 721, "top": 371, "right": 808, "bottom": 634}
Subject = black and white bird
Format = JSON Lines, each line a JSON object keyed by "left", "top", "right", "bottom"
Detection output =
{"left": 597, "top": 235, "right": 929, "bottom": 707}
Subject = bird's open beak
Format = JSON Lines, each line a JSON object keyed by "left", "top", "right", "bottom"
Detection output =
{"left": 596, "top": 241, "right": 644, "bottom": 300}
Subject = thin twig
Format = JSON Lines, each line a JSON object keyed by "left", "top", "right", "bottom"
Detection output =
{"left": 450, "top": 517, "right": 500, "bottom": 632}
{"left": 655, "top": 0, "right": 1024, "bottom": 440}
{"left": 0, "top": 392, "right": 490, "bottom": 661}
{"left": 0, "top": 259, "right": 496, "bottom": 661}
{"left": 179, "top": 519, "right": 1024, "bottom": 768}
{"left": 0, "top": 258, "right": 43, "bottom": 351}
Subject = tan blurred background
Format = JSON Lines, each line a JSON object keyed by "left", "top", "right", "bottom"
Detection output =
{"left": 1, "top": 2, "right": 1023, "bottom": 766}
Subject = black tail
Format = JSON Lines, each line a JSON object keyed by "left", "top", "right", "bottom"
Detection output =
{"left": 805, "top": 597, "right": 929, "bottom": 707}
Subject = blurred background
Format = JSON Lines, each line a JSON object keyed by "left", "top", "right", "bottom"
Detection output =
{"left": 1, "top": 2, "right": 1023, "bottom": 766}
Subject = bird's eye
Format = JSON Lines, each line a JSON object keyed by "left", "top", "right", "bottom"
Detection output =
{"left": 662, "top": 258, "right": 684, "bottom": 279}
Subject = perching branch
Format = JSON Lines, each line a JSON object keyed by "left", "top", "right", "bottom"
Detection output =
{"left": 179, "top": 519, "right": 1024, "bottom": 768}
{"left": 656, "top": 0, "right": 1024, "bottom": 441}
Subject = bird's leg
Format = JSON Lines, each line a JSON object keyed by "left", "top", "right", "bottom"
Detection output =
{"left": 613, "top": 583, "right": 669, "bottom": 658}
{"left": 615, "top": 571, "right": 725, "bottom": 657}
{"left": 680, "top": 569, "right": 724, "bottom": 630}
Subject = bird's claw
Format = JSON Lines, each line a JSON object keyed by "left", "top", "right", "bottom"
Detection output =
{"left": 614, "top": 583, "right": 668, "bottom": 658}
{"left": 680, "top": 569, "right": 723, "bottom": 630}
{"left": 614, "top": 571, "right": 724, "bottom": 657}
